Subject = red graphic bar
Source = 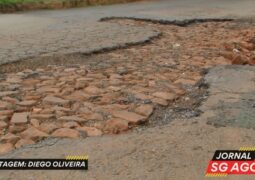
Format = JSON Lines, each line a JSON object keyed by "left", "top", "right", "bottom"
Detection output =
{"left": 206, "top": 160, "right": 255, "bottom": 175}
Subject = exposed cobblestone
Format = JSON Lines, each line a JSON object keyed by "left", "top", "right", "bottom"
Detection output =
{"left": 0, "top": 20, "right": 254, "bottom": 155}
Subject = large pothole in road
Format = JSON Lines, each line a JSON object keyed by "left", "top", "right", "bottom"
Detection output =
{"left": 0, "top": 19, "right": 254, "bottom": 155}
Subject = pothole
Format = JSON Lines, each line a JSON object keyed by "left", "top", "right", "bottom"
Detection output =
{"left": 0, "top": 19, "right": 255, "bottom": 155}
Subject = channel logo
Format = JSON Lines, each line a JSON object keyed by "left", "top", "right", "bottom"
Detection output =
{"left": 206, "top": 148, "right": 255, "bottom": 176}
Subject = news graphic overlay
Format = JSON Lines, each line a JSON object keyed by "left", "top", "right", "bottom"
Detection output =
{"left": 206, "top": 148, "right": 255, "bottom": 176}
{"left": 0, "top": 156, "right": 88, "bottom": 170}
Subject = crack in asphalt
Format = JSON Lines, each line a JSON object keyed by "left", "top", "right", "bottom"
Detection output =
{"left": 100, "top": 17, "right": 233, "bottom": 26}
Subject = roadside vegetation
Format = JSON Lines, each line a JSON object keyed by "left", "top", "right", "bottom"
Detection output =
{"left": 0, "top": 0, "right": 141, "bottom": 12}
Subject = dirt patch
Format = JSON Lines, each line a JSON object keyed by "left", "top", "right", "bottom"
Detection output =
{"left": 0, "top": 19, "right": 255, "bottom": 155}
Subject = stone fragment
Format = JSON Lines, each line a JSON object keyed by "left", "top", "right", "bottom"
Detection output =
{"left": 0, "top": 133, "right": 20, "bottom": 144}
{"left": 65, "top": 91, "right": 90, "bottom": 101}
{"left": 172, "top": 88, "right": 186, "bottom": 96}
{"left": 55, "top": 111, "right": 67, "bottom": 118}
{"left": 112, "top": 111, "right": 146, "bottom": 124}
{"left": 0, "top": 110, "right": 14, "bottom": 116}
{"left": 71, "top": 102, "right": 83, "bottom": 112}
{"left": 108, "top": 86, "right": 122, "bottom": 92}
{"left": 75, "top": 81, "right": 88, "bottom": 90}
{"left": 110, "top": 74, "right": 122, "bottom": 79}
{"left": 104, "top": 118, "right": 129, "bottom": 134}
{"left": 22, "top": 87, "right": 35, "bottom": 91}
{"left": 15, "top": 139, "right": 35, "bottom": 148}
{"left": 134, "top": 93, "right": 153, "bottom": 101}
{"left": 221, "top": 51, "right": 233, "bottom": 60}
{"left": 152, "top": 98, "right": 169, "bottom": 106}
{"left": 83, "top": 102, "right": 96, "bottom": 110}
{"left": 20, "top": 127, "right": 48, "bottom": 141}
{"left": 63, "top": 121, "right": 80, "bottom": 128}
{"left": 17, "top": 100, "right": 37, "bottom": 106}
{"left": 87, "top": 73, "right": 105, "bottom": 79}
{"left": 23, "top": 95, "right": 41, "bottom": 101}
{"left": 135, "top": 104, "right": 154, "bottom": 117}
{"left": 43, "top": 96, "right": 70, "bottom": 106}
{"left": 148, "top": 80, "right": 156, "bottom": 87}
{"left": 248, "top": 57, "right": 255, "bottom": 65}
{"left": 37, "top": 87, "right": 60, "bottom": 93}
{"left": 0, "top": 121, "right": 7, "bottom": 129}
{"left": 52, "top": 128, "right": 80, "bottom": 138}
{"left": 0, "top": 91, "right": 19, "bottom": 97}
{"left": 117, "top": 67, "right": 129, "bottom": 75}
{"left": 2, "top": 97, "right": 19, "bottom": 104}
{"left": 76, "top": 69, "right": 87, "bottom": 76}
{"left": 32, "top": 108, "right": 42, "bottom": 113}
{"left": 58, "top": 116, "right": 87, "bottom": 122}
{"left": 174, "top": 79, "right": 197, "bottom": 86}
{"left": 0, "top": 116, "right": 8, "bottom": 121}
{"left": 56, "top": 81, "right": 66, "bottom": 88}
{"left": 8, "top": 125, "right": 27, "bottom": 133}
{"left": 152, "top": 92, "right": 176, "bottom": 101}
{"left": 39, "top": 122, "right": 60, "bottom": 134}
{"left": 85, "top": 113, "right": 104, "bottom": 121}
{"left": 223, "top": 41, "right": 235, "bottom": 51}
{"left": 52, "top": 106, "right": 72, "bottom": 113}
{"left": 99, "top": 93, "right": 119, "bottom": 104}
{"left": 60, "top": 87, "right": 75, "bottom": 96}
{"left": 0, "top": 101, "right": 12, "bottom": 110}
{"left": 77, "top": 126, "right": 102, "bottom": 137}
{"left": 78, "top": 107, "right": 92, "bottom": 114}
{"left": 22, "top": 79, "right": 41, "bottom": 86}
{"left": 30, "top": 114, "right": 55, "bottom": 121}
{"left": 40, "top": 80, "right": 57, "bottom": 86}
{"left": 40, "top": 109, "right": 55, "bottom": 114}
{"left": 11, "top": 112, "right": 29, "bottom": 124}
{"left": 14, "top": 106, "right": 28, "bottom": 113}
{"left": 64, "top": 68, "right": 77, "bottom": 72}
{"left": 77, "top": 77, "right": 93, "bottom": 83}
{"left": 231, "top": 54, "right": 249, "bottom": 65}
{"left": 84, "top": 86, "right": 103, "bottom": 95}
{"left": 0, "top": 143, "right": 13, "bottom": 155}
{"left": 109, "top": 78, "right": 122, "bottom": 86}
{"left": 6, "top": 77, "right": 22, "bottom": 83}
{"left": 8, "top": 84, "right": 20, "bottom": 91}
{"left": 239, "top": 41, "right": 254, "bottom": 51}
{"left": 30, "top": 119, "right": 40, "bottom": 128}
{"left": 213, "top": 56, "right": 230, "bottom": 65}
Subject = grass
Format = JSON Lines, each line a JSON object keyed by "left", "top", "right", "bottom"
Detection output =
{"left": 0, "top": 0, "right": 141, "bottom": 12}
{"left": 0, "top": 0, "right": 56, "bottom": 5}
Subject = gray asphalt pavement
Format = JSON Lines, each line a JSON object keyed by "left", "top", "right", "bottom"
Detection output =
{"left": 1, "top": 0, "right": 255, "bottom": 64}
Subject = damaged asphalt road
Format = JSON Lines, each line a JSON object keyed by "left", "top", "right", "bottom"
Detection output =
{"left": 0, "top": 0, "right": 255, "bottom": 179}
{"left": 1, "top": 65, "right": 255, "bottom": 180}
